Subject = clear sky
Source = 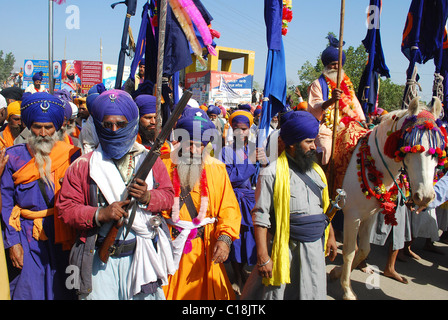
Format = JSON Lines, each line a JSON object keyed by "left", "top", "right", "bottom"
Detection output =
{"left": 0, "top": 0, "right": 442, "bottom": 102}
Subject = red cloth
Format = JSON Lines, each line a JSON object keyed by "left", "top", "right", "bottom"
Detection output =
{"left": 56, "top": 151, "right": 174, "bottom": 242}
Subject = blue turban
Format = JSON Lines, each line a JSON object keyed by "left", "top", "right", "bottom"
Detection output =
{"left": 182, "top": 106, "right": 207, "bottom": 118}
{"left": 279, "top": 110, "right": 294, "bottom": 127}
{"left": 54, "top": 89, "right": 71, "bottom": 103}
{"left": 21, "top": 92, "right": 65, "bottom": 130}
{"left": 135, "top": 94, "right": 156, "bottom": 116}
{"left": 321, "top": 34, "right": 346, "bottom": 67}
{"left": 86, "top": 82, "right": 107, "bottom": 112}
{"left": 90, "top": 89, "right": 139, "bottom": 160}
{"left": 139, "top": 58, "right": 145, "bottom": 66}
{"left": 238, "top": 104, "right": 251, "bottom": 112}
{"left": 280, "top": 111, "right": 319, "bottom": 147}
{"left": 176, "top": 110, "right": 216, "bottom": 146}
{"left": 32, "top": 71, "right": 43, "bottom": 82}
{"left": 254, "top": 109, "right": 261, "bottom": 117}
{"left": 207, "top": 105, "right": 221, "bottom": 116}
{"left": 61, "top": 100, "right": 73, "bottom": 120}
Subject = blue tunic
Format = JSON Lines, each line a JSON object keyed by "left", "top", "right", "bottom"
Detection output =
{"left": 220, "top": 143, "right": 257, "bottom": 265}
{"left": 1, "top": 143, "right": 80, "bottom": 300}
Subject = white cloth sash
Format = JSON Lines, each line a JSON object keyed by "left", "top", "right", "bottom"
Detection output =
{"left": 166, "top": 217, "right": 216, "bottom": 268}
{"left": 90, "top": 144, "right": 176, "bottom": 298}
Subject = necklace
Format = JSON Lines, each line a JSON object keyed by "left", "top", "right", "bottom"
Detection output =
{"left": 171, "top": 167, "right": 209, "bottom": 224}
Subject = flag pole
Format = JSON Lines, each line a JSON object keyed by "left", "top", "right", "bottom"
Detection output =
{"left": 48, "top": 0, "right": 54, "bottom": 94}
{"left": 155, "top": 0, "right": 167, "bottom": 136}
{"left": 328, "top": 0, "right": 345, "bottom": 201}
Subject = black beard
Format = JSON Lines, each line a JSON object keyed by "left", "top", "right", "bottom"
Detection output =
{"left": 139, "top": 123, "right": 156, "bottom": 144}
{"left": 288, "top": 143, "right": 317, "bottom": 174}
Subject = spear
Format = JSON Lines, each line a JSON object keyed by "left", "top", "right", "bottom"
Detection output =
{"left": 328, "top": 0, "right": 345, "bottom": 203}
{"left": 155, "top": 0, "right": 168, "bottom": 136}
{"left": 112, "top": 0, "right": 137, "bottom": 89}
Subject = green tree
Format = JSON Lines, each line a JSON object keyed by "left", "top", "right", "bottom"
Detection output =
{"left": 377, "top": 78, "right": 405, "bottom": 111}
{"left": 0, "top": 51, "right": 16, "bottom": 85}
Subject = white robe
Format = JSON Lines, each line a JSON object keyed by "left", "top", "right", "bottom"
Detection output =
{"left": 87, "top": 144, "right": 176, "bottom": 299}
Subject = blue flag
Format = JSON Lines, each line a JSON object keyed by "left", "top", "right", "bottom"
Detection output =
{"left": 259, "top": 0, "right": 287, "bottom": 142}
{"left": 401, "top": 0, "right": 448, "bottom": 109}
{"left": 129, "top": 1, "right": 150, "bottom": 82}
{"left": 358, "top": 0, "right": 390, "bottom": 117}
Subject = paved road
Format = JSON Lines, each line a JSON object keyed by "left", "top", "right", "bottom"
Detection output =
{"left": 326, "top": 236, "right": 448, "bottom": 300}
{"left": 227, "top": 234, "right": 448, "bottom": 300}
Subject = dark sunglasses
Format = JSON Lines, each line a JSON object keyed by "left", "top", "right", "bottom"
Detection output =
{"left": 101, "top": 121, "right": 129, "bottom": 129}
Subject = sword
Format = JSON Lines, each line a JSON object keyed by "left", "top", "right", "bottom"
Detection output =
{"left": 326, "top": 188, "right": 347, "bottom": 219}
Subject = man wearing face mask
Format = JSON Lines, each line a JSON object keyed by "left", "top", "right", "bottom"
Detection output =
{"left": 56, "top": 89, "right": 175, "bottom": 300}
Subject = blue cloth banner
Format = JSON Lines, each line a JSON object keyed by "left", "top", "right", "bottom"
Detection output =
{"left": 358, "top": 0, "right": 390, "bottom": 117}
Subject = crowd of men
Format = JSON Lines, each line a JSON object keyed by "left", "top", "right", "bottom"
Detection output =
{"left": 0, "top": 38, "right": 446, "bottom": 301}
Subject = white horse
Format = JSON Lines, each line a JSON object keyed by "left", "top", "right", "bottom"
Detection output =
{"left": 330, "top": 96, "right": 445, "bottom": 300}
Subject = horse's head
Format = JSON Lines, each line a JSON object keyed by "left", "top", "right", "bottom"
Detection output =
{"left": 399, "top": 97, "right": 447, "bottom": 206}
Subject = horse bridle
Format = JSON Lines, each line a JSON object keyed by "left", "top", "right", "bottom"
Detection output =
{"left": 373, "top": 129, "right": 408, "bottom": 204}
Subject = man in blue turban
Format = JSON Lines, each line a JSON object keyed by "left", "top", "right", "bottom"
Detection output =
{"left": 24, "top": 71, "right": 47, "bottom": 94}
{"left": 56, "top": 88, "right": 176, "bottom": 300}
{"left": 1, "top": 92, "right": 81, "bottom": 300}
{"left": 307, "top": 35, "right": 366, "bottom": 166}
{"left": 241, "top": 110, "right": 338, "bottom": 301}
{"left": 134, "top": 94, "right": 170, "bottom": 154}
{"left": 175, "top": 110, "right": 217, "bottom": 152}
{"left": 161, "top": 110, "right": 241, "bottom": 301}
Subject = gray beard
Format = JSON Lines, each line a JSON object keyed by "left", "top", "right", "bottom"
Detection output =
{"left": 177, "top": 162, "right": 203, "bottom": 190}
{"left": 322, "top": 66, "right": 344, "bottom": 84}
{"left": 28, "top": 132, "right": 58, "bottom": 188}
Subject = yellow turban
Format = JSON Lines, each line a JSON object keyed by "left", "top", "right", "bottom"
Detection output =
{"left": 229, "top": 110, "right": 253, "bottom": 128}
{"left": 7, "top": 101, "right": 21, "bottom": 119}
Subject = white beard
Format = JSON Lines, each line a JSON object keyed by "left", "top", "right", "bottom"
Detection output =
{"left": 323, "top": 66, "right": 345, "bottom": 83}
{"left": 28, "top": 132, "right": 59, "bottom": 188}
{"left": 177, "top": 162, "right": 203, "bottom": 190}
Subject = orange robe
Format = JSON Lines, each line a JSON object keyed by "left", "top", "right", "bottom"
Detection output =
{"left": 162, "top": 155, "right": 241, "bottom": 300}
{"left": 0, "top": 126, "right": 15, "bottom": 149}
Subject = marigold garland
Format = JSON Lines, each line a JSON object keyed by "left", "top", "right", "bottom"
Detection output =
{"left": 323, "top": 75, "right": 358, "bottom": 129}
{"left": 357, "top": 132, "right": 403, "bottom": 226}
{"left": 282, "top": 0, "right": 293, "bottom": 36}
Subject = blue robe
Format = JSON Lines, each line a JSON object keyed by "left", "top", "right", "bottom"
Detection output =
{"left": 1, "top": 144, "right": 80, "bottom": 300}
{"left": 220, "top": 143, "right": 257, "bottom": 265}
